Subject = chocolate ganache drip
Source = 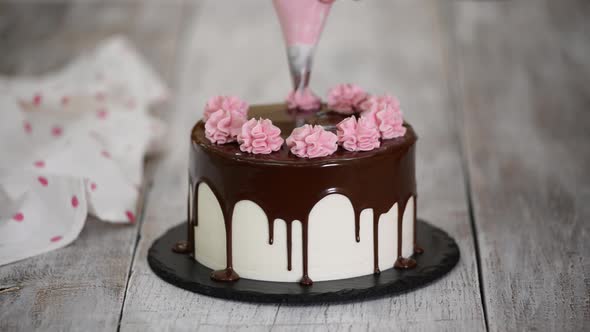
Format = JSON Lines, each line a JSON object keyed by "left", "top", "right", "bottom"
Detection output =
{"left": 182, "top": 104, "right": 420, "bottom": 286}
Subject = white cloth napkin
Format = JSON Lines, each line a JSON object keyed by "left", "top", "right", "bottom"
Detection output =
{"left": 0, "top": 36, "right": 168, "bottom": 266}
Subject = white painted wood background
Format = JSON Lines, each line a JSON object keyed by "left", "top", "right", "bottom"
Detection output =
{"left": 0, "top": 1, "right": 588, "bottom": 331}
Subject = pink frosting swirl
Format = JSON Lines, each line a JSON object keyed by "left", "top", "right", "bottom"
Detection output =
{"left": 361, "top": 101, "right": 406, "bottom": 140}
{"left": 286, "top": 88, "right": 321, "bottom": 111}
{"left": 286, "top": 124, "right": 338, "bottom": 158}
{"left": 205, "top": 108, "right": 247, "bottom": 144}
{"left": 203, "top": 95, "right": 249, "bottom": 121}
{"left": 358, "top": 94, "right": 400, "bottom": 114}
{"left": 336, "top": 116, "right": 381, "bottom": 152}
{"left": 238, "top": 118, "right": 284, "bottom": 154}
{"left": 327, "top": 83, "right": 368, "bottom": 114}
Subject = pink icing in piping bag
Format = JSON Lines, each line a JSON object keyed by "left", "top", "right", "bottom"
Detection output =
{"left": 273, "top": 0, "right": 333, "bottom": 110}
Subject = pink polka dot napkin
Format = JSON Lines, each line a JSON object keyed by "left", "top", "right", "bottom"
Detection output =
{"left": 0, "top": 37, "right": 168, "bottom": 266}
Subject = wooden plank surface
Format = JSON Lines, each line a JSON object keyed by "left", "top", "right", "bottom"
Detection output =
{"left": 0, "top": 1, "right": 184, "bottom": 331}
{"left": 119, "top": 1, "right": 485, "bottom": 331}
{"left": 452, "top": 1, "right": 590, "bottom": 331}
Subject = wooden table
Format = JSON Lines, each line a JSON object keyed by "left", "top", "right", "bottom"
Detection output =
{"left": 1, "top": 1, "right": 588, "bottom": 331}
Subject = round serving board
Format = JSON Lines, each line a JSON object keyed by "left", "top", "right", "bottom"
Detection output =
{"left": 148, "top": 219, "right": 459, "bottom": 304}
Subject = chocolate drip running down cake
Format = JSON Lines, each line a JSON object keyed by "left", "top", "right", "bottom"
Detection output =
{"left": 182, "top": 104, "right": 421, "bottom": 286}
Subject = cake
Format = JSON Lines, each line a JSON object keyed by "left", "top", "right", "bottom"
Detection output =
{"left": 176, "top": 98, "right": 421, "bottom": 286}
{"left": 173, "top": 0, "right": 422, "bottom": 286}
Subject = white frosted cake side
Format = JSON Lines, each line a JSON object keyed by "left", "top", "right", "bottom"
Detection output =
{"left": 192, "top": 182, "right": 415, "bottom": 282}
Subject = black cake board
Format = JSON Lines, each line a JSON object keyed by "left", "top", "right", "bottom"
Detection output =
{"left": 148, "top": 219, "right": 460, "bottom": 304}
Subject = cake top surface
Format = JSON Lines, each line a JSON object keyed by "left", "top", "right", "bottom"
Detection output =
{"left": 192, "top": 103, "right": 417, "bottom": 166}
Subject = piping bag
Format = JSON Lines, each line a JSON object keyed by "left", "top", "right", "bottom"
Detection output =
{"left": 273, "top": 0, "right": 333, "bottom": 111}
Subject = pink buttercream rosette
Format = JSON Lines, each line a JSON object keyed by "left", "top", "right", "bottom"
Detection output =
{"left": 238, "top": 118, "right": 284, "bottom": 154}
{"left": 358, "top": 94, "right": 400, "bottom": 114}
{"left": 327, "top": 83, "right": 368, "bottom": 114}
{"left": 286, "top": 88, "right": 322, "bottom": 111}
{"left": 360, "top": 95, "right": 406, "bottom": 139}
{"left": 203, "top": 95, "right": 249, "bottom": 121}
{"left": 286, "top": 124, "right": 338, "bottom": 158}
{"left": 336, "top": 116, "right": 381, "bottom": 152}
{"left": 205, "top": 108, "right": 247, "bottom": 144}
